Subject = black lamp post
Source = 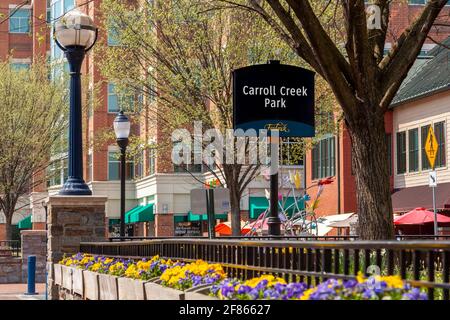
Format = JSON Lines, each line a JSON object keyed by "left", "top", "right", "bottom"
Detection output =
{"left": 54, "top": 10, "right": 97, "bottom": 196}
{"left": 114, "top": 111, "right": 131, "bottom": 238}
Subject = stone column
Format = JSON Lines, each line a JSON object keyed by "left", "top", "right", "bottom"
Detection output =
{"left": 21, "top": 230, "right": 47, "bottom": 283}
{"left": 46, "top": 195, "right": 107, "bottom": 300}
{"left": 154, "top": 213, "right": 174, "bottom": 236}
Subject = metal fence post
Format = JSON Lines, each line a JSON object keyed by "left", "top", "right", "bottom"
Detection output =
{"left": 25, "top": 255, "right": 38, "bottom": 295}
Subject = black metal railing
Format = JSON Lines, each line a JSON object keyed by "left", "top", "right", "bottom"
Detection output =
{"left": 81, "top": 238, "right": 450, "bottom": 300}
{"left": 108, "top": 235, "right": 357, "bottom": 242}
{"left": 0, "top": 240, "right": 20, "bottom": 257}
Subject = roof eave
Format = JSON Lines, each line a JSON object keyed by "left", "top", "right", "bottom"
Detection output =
{"left": 390, "top": 85, "right": 450, "bottom": 109}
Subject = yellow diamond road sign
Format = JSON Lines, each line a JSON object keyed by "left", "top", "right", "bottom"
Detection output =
{"left": 425, "top": 126, "right": 439, "bottom": 169}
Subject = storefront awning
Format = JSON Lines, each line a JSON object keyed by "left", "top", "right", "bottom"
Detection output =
{"left": 18, "top": 215, "right": 32, "bottom": 229}
{"left": 124, "top": 206, "right": 141, "bottom": 224}
{"left": 108, "top": 218, "right": 121, "bottom": 226}
{"left": 174, "top": 215, "right": 188, "bottom": 223}
{"left": 249, "top": 197, "right": 304, "bottom": 219}
{"left": 125, "top": 204, "right": 154, "bottom": 224}
{"left": 187, "top": 211, "right": 227, "bottom": 222}
{"left": 392, "top": 182, "right": 450, "bottom": 213}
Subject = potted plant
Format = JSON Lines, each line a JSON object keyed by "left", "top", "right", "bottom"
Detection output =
{"left": 72, "top": 267, "right": 84, "bottom": 297}
{"left": 83, "top": 270, "right": 99, "bottom": 300}
{"left": 185, "top": 284, "right": 218, "bottom": 300}
{"left": 61, "top": 265, "right": 73, "bottom": 292}
{"left": 53, "top": 263, "right": 62, "bottom": 286}
{"left": 118, "top": 277, "right": 148, "bottom": 300}
{"left": 145, "top": 279, "right": 185, "bottom": 300}
{"left": 98, "top": 273, "right": 119, "bottom": 300}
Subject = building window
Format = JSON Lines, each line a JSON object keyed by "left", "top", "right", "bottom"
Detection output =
{"left": 421, "top": 125, "right": 431, "bottom": 170}
{"left": 108, "top": 83, "right": 120, "bottom": 113}
{"left": 135, "top": 151, "right": 144, "bottom": 179}
{"left": 47, "top": 0, "right": 52, "bottom": 23}
{"left": 386, "top": 134, "right": 392, "bottom": 175}
{"left": 408, "top": 129, "right": 419, "bottom": 172}
{"left": 148, "top": 148, "right": 156, "bottom": 175}
{"left": 87, "top": 153, "right": 92, "bottom": 182}
{"left": 108, "top": 151, "right": 135, "bottom": 181}
{"left": 435, "top": 121, "right": 446, "bottom": 168}
{"left": 10, "top": 63, "right": 30, "bottom": 71}
{"left": 46, "top": 157, "right": 68, "bottom": 187}
{"left": 311, "top": 136, "right": 335, "bottom": 180}
{"left": 107, "top": 83, "right": 136, "bottom": 113}
{"left": 396, "top": 132, "right": 407, "bottom": 174}
{"left": 173, "top": 141, "right": 203, "bottom": 173}
{"left": 281, "top": 137, "right": 303, "bottom": 166}
{"left": 64, "top": 0, "right": 75, "bottom": 11}
{"left": 107, "top": 26, "right": 120, "bottom": 46}
{"left": 9, "top": 9, "right": 30, "bottom": 33}
{"left": 46, "top": 161, "right": 61, "bottom": 187}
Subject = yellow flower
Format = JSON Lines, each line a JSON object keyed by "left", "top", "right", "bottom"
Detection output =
{"left": 379, "top": 275, "right": 404, "bottom": 289}
{"left": 91, "top": 262, "right": 102, "bottom": 272}
{"left": 125, "top": 264, "right": 139, "bottom": 279}
{"left": 356, "top": 271, "right": 365, "bottom": 283}
{"left": 300, "top": 288, "right": 316, "bottom": 300}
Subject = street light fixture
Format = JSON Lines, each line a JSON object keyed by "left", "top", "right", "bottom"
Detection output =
{"left": 114, "top": 111, "right": 131, "bottom": 238}
{"left": 54, "top": 9, "right": 97, "bottom": 196}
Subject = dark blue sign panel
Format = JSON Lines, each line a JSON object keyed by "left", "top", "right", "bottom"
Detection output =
{"left": 233, "top": 62, "right": 315, "bottom": 137}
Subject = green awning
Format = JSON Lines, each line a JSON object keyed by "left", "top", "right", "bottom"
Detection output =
{"left": 249, "top": 197, "right": 304, "bottom": 219}
{"left": 18, "top": 215, "right": 32, "bottom": 229}
{"left": 108, "top": 219, "right": 121, "bottom": 226}
{"left": 125, "top": 206, "right": 141, "bottom": 224}
{"left": 127, "top": 204, "right": 154, "bottom": 223}
{"left": 174, "top": 215, "right": 188, "bottom": 223}
{"left": 187, "top": 211, "right": 227, "bottom": 222}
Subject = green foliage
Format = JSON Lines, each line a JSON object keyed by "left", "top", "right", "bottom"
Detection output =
{"left": 0, "top": 60, "right": 68, "bottom": 232}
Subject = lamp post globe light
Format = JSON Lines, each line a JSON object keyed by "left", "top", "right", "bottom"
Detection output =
{"left": 114, "top": 111, "right": 131, "bottom": 238}
{"left": 54, "top": 9, "right": 97, "bottom": 196}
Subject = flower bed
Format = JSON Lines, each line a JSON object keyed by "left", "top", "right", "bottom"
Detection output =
{"left": 57, "top": 254, "right": 427, "bottom": 301}
{"left": 210, "top": 273, "right": 427, "bottom": 300}
{"left": 57, "top": 254, "right": 224, "bottom": 300}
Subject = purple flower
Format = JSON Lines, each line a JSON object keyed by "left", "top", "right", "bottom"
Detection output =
{"left": 221, "top": 285, "right": 235, "bottom": 298}
{"left": 344, "top": 279, "right": 358, "bottom": 289}
{"left": 237, "top": 285, "right": 252, "bottom": 295}
{"left": 402, "top": 288, "right": 427, "bottom": 300}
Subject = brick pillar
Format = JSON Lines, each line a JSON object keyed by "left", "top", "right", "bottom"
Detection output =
{"left": 46, "top": 195, "right": 107, "bottom": 300}
{"left": 154, "top": 213, "right": 174, "bottom": 237}
{"left": 21, "top": 230, "right": 47, "bottom": 283}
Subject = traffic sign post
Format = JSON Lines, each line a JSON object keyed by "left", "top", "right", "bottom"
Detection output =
{"left": 425, "top": 126, "right": 439, "bottom": 236}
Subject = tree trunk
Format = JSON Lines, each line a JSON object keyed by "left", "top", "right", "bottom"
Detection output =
{"left": 4, "top": 212, "right": 13, "bottom": 241}
{"left": 347, "top": 108, "right": 394, "bottom": 240}
{"left": 229, "top": 187, "right": 241, "bottom": 236}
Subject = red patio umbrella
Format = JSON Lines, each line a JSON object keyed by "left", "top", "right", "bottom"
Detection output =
{"left": 215, "top": 221, "right": 251, "bottom": 235}
{"left": 394, "top": 207, "right": 450, "bottom": 225}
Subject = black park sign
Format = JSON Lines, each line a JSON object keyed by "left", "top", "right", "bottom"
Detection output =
{"left": 233, "top": 61, "right": 315, "bottom": 137}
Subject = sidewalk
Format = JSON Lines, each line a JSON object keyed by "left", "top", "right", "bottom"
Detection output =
{"left": 0, "top": 283, "right": 46, "bottom": 300}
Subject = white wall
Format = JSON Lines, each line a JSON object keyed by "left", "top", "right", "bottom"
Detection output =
{"left": 393, "top": 91, "right": 450, "bottom": 189}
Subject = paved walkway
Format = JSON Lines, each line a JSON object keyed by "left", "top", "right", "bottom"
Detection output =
{"left": 0, "top": 283, "right": 46, "bottom": 300}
